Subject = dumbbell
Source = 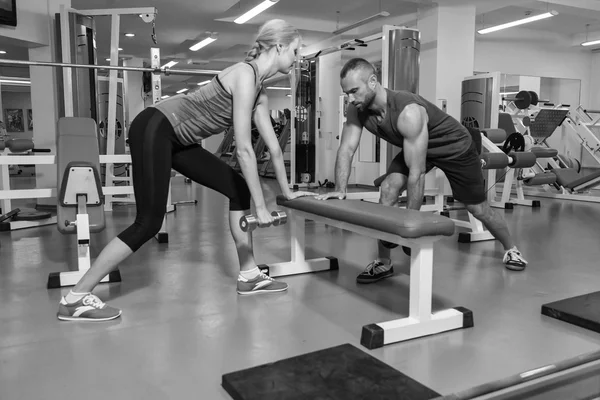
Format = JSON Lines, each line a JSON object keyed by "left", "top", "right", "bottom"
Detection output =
{"left": 240, "top": 210, "right": 287, "bottom": 232}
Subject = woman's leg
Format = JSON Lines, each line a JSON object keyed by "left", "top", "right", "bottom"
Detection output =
{"left": 172, "top": 144, "right": 287, "bottom": 294}
{"left": 58, "top": 108, "right": 176, "bottom": 320}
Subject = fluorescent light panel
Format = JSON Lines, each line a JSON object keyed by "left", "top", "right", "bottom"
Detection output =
{"left": 162, "top": 61, "right": 178, "bottom": 68}
{"left": 0, "top": 79, "right": 30, "bottom": 85}
{"left": 234, "top": 0, "right": 278, "bottom": 24}
{"left": 582, "top": 39, "right": 600, "bottom": 47}
{"left": 189, "top": 36, "right": 217, "bottom": 51}
{"left": 197, "top": 80, "right": 211, "bottom": 86}
{"left": 176, "top": 88, "right": 189, "bottom": 93}
{"left": 267, "top": 86, "right": 290, "bottom": 90}
{"left": 478, "top": 10, "right": 558, "bottom": 34}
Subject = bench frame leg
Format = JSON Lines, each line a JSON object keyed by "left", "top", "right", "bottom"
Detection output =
{"left": 47, "top": 210, "right": 121, "bottom": 289}
{"left": 262, "top": 208, "right": 473, "bottom": 349}
{"left": 260, "top": 210, "right": 339, "bottom": 276}
{"left": 361, "top": 242, "right": 473, "bottom": 349}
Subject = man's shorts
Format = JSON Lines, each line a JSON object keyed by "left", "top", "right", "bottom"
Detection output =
{"left": 386, "top": 140, "right": 486, "bottom": 205}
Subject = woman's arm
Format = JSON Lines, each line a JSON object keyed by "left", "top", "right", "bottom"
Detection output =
{"left": 253, "top": 90, "right": 293, "bottom": 197}
{"left": 231, "top": 65, "right": 269, "bottom": 211}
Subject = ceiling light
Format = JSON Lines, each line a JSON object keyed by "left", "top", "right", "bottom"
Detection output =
{"left": 162, "top": 61, "right": 179, "bottom": 68}
{"left": 176, "top": 88, "right": 189, "bottom": 93}
{"left": 477, "top": 10, "right": 558, "bottom": 34}
{"left": 161, "top": 95, "right": 170, "bottom": 99}
{"left": 125, "top": 33, "right": 135, "bottom": 37}
{"left": 106, "top": 58, "right": 111, "bottom": 61}
{"left": 0, "top": 79, "right": 31, "bottom": 85}
{"left": 234, "top": 0, "right": 279, "bottom": 24}
{"left": 189, "top": 33, "right": 218, "bottom": 51}
{"left": 582, "top": 39, "right": 600, "bottom": 47}
{"left": 197, "top": 80, "right": 211, "bottom": 86}
{"left": 267, "top": 86, "right": 290, "bottom": 90}
{"left": 0, "top": 51, "right": 6, "bottom": 54}
{"left": 118, "top": 48, "right": 123, "bottom": 51}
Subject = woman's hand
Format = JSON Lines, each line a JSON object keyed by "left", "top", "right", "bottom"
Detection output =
{"left": 284, "top": 190, "right": 317, "bottom": 200}
{"left": 255, "top": 206, "right": 275, "bottom": 227}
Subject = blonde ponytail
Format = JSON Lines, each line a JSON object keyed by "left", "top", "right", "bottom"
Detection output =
{"left": 245, "top": 41, "right": 261, "bottom": 62}
{"left": 244, "top": 19, "right": 300, "bottom": 62}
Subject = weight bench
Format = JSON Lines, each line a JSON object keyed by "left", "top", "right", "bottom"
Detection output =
{"left": 47, "top": 117, "right": 121, "bottom": 289}
{"left": 261, "top": 196, "right": 473, "bottom": 350}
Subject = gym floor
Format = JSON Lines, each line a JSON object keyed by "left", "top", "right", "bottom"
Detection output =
{"left": 2, "top": 176, "right": 600, "bottom": 399}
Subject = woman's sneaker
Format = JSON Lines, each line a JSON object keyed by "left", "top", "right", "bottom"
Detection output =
{"left": 237, "top": 272, "right": 288, "bottom": 295}
{"left": 57, "top": 293, "right": 122, "bottom": 321}
{"left": 356, "top": 260, "right": 394, "bottom": 284}
{"left": 503, "top": 247, "right": 528, "bottom": 271}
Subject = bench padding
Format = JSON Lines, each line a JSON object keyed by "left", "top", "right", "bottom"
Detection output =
{"left": 530, "top": 147, "right": 558, "bottom": 158}
{"left": 276, "top": 195, "right": 455, "bottom": 239}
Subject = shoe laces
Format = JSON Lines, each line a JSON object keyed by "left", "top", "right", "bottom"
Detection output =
{"left": 81, "top": 294, "right": 106, "bottom": 309}
{"left": 364, "top": 261, "right": 384, "bottom": 276}
{"left": 257, "top": 272, "right": 275, "bottom": 282}
{"left": 505, "top": 249, "right": 527, "bottom": 264}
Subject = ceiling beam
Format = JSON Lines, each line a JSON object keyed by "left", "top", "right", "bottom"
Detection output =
{"left": 545, "top": 0, "right": 600, "bottom": 12}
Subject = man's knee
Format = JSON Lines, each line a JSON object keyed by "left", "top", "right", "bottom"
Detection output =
{"left": 380, "top": 173, "right": 406, "bottom": 201}
{"left": 465, "top": 201, "right": 493, "bottom": 220}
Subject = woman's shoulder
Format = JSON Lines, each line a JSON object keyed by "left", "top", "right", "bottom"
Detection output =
{"left": 218, "top": 61, "right": 257, "bottom": 89}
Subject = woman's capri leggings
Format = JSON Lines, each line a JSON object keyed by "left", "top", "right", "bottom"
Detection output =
{"left": 117, "top": 107, "right": 251, "bottom": 252}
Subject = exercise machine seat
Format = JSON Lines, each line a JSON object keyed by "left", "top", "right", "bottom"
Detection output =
{"left": 276, "top": 195, "right": 455, "bottom": 239}
{"left": 56, "top": 117, "right": 105, "bottom": 234}
{"left": 524, "top": 172, "right": 557, "bottom": 186}
{"left": 530, "top": 147, "right": 558, "bottom": 158}
{"left": 553, "top": 168, "right": 600, "bottom": 190}
{"left": 498, "top": 113, "right": 518, "bottom": 140}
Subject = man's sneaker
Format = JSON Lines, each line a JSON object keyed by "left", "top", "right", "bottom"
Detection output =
{"left": 57, "top": 293, "right": 122, "bottom": 322}
{"left": 237, "top": 272, "right": 288, "bottom": 295}
{"left": 503, "top": 248, "right": 528, "bottom": 271}
{"left": 356, "top": 260, "right": 394, "bottom": 284}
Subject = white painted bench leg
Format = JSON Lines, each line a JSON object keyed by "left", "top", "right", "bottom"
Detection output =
{"left": 259, "top": 209, "right": 338, "bottom": 277}
{"left": 457, "top": 212, "right": 495, "bottom": 243}
{"left": 361, "top": 243, "right": 473, "bottom": 349}
{"left": 47, "top": 210, "right": 121, "bottom": 289}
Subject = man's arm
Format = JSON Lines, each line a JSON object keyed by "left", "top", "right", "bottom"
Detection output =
{"left": 397, "top": 104, "right": 429, "bottom": 210}
{"left": 253, "top": 90, "right": 292, "bottom": 196}
{"left": 334, "top": 103, "right": 363, "bottom": 195}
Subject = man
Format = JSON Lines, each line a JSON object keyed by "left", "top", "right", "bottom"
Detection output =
{"left": 316, "top": 58, "right": 527, "bottom": 284}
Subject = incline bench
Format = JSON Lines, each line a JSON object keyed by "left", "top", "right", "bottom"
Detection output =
{"left": 47, "top": 117, "right": 122, "bottom": 289}
{"left": 261, "top": 195, "right": 473, "bottom": 350}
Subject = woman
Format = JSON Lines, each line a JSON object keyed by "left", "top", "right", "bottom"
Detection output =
{"left": 57, "top": 19, "right": 313, "bottom": 322}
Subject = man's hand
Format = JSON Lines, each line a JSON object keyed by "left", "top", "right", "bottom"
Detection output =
{"left": 315, "top": 191, "right": 346, "bottom": 201}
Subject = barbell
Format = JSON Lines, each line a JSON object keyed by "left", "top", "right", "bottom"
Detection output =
{"left": 503, "top": 90, "right": 549, "bottom": 110}
{"left": 0, "top": 57, "right": 220, "bottom": 77}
